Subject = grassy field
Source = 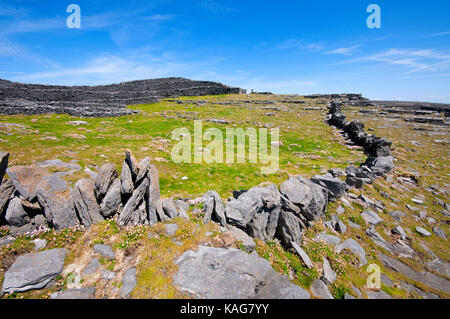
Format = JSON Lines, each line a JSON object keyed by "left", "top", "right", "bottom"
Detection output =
{"left": 0, "top": 94, "right": 448, "bottom": 299}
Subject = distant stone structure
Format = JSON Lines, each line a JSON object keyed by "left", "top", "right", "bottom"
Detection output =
{"left": 0, "top": 77, "right": 245, "bottom": 117}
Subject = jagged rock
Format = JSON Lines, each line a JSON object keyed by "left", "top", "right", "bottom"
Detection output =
{"left": 202, "top": 196, "right": 214, "bottom": 224}
{"left": 162, "top": 198, "right": 179, "bottom": 219}
{"left": 335, "top": 238, "right": 367, "bottom": 266}
{"left": 226, "top": 225, "right": 256, "bottom": 252}
{"left": 94, "top": 244, "right": 115, "bottom": 259}
{"left": 276, "top": 210, "right": 304, "bottom": 247}
{"left": 364, "top": 156, "right": 394, "bottom": 175}
{"left": 432, "top": 226, "right": 446, "bottom": 239}
{"left": 378, "top": 253, "right": 450, "bottom": 293}
{"left": 120, "top": 267, "right": 137, "bottom": 298}
{"left": 311, "top": 174, "right": 346, "bottom": 200}
{"left": 72, "top": 179, "right": 104, "bottom": 227}
{"left": 100, "top": 178, "right": 121, "bottom": 218}
{"left": 246, "top": 184, "right": 281, "bottom": 241}
{"left": 0, "top": 179, "right": 15, "bottom": 216}
{"left": 174, "top": 245, "right": 310, "bottom": 299}
{"left": 392, "top": 226, "right": 407, "bottom": 240}
{"left": 120, "top": 160, "right": 134, "bottom": 195}
{"left": 226, "top": 184, "right": 281, "bottom": 241}
{"left": 345, "top": 176, "right": 364, "bottom": 189}
{"left": 136, "top": 157, "right": 151, "bottom": 185}
{"left": 314, "top": 233, "right": 341, "bottom": 246}
{"left": 310, "top": 279, "right": 334, "bottom": 299}
{"left": 36, "top": 174, "right": 79, "bottom": 230}
{"left": 336, "top": 219, "right": 347, "bottom": 234}
{"left": 130, "top": 201, "right": 148, "bottom": 226}
{"left": 146, "top": 165, "right": 161, "bottom": 225}
{"left": 94, "top": 163, "right": 118, "bottom": 201}
{"left": 2, "top": 248, "right": 67, "bottom": 293}
{"left": 344, "top": 293, "right": 356, "bottom": 299}
{"left": 322, "top": 257, "right": 337, "bottom": 285}
{"left": 203, "top": 190, "right": 227, "bottom": 226}
{"left": 291, "top": 241, "right": 314, "bottom": 268}
{"left": 279, "top": 176, "right": 328, "bottom": 221}
{"left": 361, "top": 210, "right": 383, "bottom": 225}
{"left": 7, "top": 166, "right": 51, "bottom": 201}
{"left": 119, "top": 177, "right": 149, "bottom": 226}
{"left": 125, "top": 150, "right": 139, "bottom": 180}
{"left": 0, "top": 151, "right": 9, "bottom": 183}
{"left": 416, "top": 226, "right": 431, "bottom": 237}
{"left": 51, "top": 287, "right": 96, "bottom": 299}
{"left": 5, "top": 197, "right": 30, "bottom": 227}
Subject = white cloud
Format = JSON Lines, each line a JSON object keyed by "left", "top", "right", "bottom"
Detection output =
{"left": 422, "top": 30, "right": 450, "bottom": 38}
{"left": 325, "top": 45, "right": 361, "bottom": 55}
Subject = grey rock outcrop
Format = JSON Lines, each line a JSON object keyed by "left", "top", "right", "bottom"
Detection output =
{"left": 0, "top": 151, "right": 9, "bottom": 184}
{"left": 51, "top": 287, "right": 96, "bottom": 299}
{"left": 2, "top": 248, "right": 67, "bottom": 293}
{"left": 72, "top": 179, "right": 104, "bottom": 227}
{"left": 99, "top": 178, "right": 121, "bottom": 218}
{"left": 174, "top": 246, "right": 310, "bottom": 299}
{"left": 94, "top": 164, "right": 118, "bottom": 201}
{"left": 120, "top": 267, "right": 137, "bottom": 298}
{"left": 5, "top": 197, "right": 30, "bottom": 227}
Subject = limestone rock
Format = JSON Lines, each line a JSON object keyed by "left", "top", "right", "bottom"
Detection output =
{"left": 120, "top": 267, "right": 137, "bottom": 298}
{"left": 2, "top": 248, "right": 67, "bottom": 293}
{"left": 174, "top": 246, "right": 310, "bottom": 299}
{"left": 94, "top": 163, "right": 118, "bottom": 201}
{"left": 5, "top": 197, "right": 30, "bottom": 227}
{"left": 100, "top": 178, "right": 121, "bottom": 218}
{"left": 72, "top": 179, "right": 104, "bottom": 227}
{"left": 310, "top": 279, "right": 334, "bottom": 299}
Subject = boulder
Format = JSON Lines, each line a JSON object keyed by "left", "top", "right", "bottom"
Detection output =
{"left": 173, "top": 245, "right": 310, "bottom": 299}
{"left": 100, "top": 178, "right": 121, "bottom": 218}
{"left": 94, "top": 163, "right": 118, "bottom": 201}
{"left": 203, "top": 190, "right": 227, "bottom": 226}
{"left": 279, "top": 176, "right": 328, "bottom": 222}
{"left": 136, "top": 157, "right": 151, "bottom": 185}
{"left": 162, "top": 197, "right": 179, "bottom": 219}
{"left": 364, "top": 156, "right": 394, "bottom": 176}
{"left": 125, "top": 150, "right": 139, "bottom": 180}
{"left": 174, "top": 200, "right": 190, "bottom": 219}
{"left": 120, "top": 160, "right": 134, "bottom": 195}
{"left": 416, "top": 226, "right": 431, "bottom": 237}
{"left": 322, "top": 257, "right": 337, "bottom": 285}
{"left": 361, "top": 210, "right": 383, "bottom": 225}
{"left": 246, "top": 184, "right": 281, "bottom": 241}
{"left": 36, "top": 174, "right": 79, "bottom": 230}
{"left": 0, "top": 179, "right": 15, "bottom": 216}
{"left": 7, "top": 166, "right": 51, "bottom": 201}
{"left": 432, "top": 226, "right": 446, "bottom": 239}
{"left": 5, "top": 197, "right": 30, "bottom": 227}
{"left": 164, "top": 223, "right": 178, "bottom": 236}
{"left": 310, "top": 279, "right": 334, "bottom": 299}
{"left": 276, "top": 210, "right": 304, "bottom": 247}
{"left": 0, "top": 151, "right": 9, "bottom": 184}
{"left": 119, "top": 177, "right": 149, "bottom": 226}
{"left": 291, "top": 241, "right": 314, "bottom": 268}
{"left": 313, "top": 233, "right": 341, "bottom": 246}
{"left": 82, "top": 258, "right": 101, "bottom": 277}
{"left": 72, "top": 179, "right": 104, "bottom": 227}
{"left": 335, "top": 238, "right": 367, "bottom": 266}
{"left": 146, "top": 165, "right": 161, "bottom": 225}
{"left": 392, "top": 226, "right": 407, "bottom": 240}
{"left": 311, "top": 174, "right": 347, "bottom": 200}
{"left": 2, "top": 248, "right": 67, "bottom": 293}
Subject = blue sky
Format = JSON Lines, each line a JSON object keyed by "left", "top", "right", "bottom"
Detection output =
{"left": 0, "top": 0, "right": 449, "bottom": 102}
